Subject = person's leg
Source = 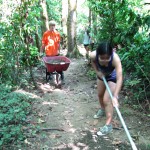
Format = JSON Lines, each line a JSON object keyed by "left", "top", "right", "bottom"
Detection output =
{"left": 56, "top": 71, "right": 64, "bottom": 79}
{"left": 97, "top": 81, "right": 116, "bottom": 135}
{"left": 87, "top": 50, "right": 91, "bottom": 65}
{"left": 84, "top": 45, "right": 90, "bottom": 60}
{"left": 103, "top": 81, "right": 116, "bottom": 125}
{"left": 57, "top": 71, "right": 65, "bottom": 84}
{"left": 46, "top": 69, "right": 53, "bottom": 81}
{"left": 85, "top": 45, "right": 91, "bottom": 65}
{"left": 90, "top": 43, "right": 94, "bottom": 51}
{"left": 97, "top": 79, "right": 106, "bottom": 108}
{"left": 94, "top": 79, "right": 106, "bottom": 118}
{"left": 60, "top": 71, "right": 64, "bottom": 80}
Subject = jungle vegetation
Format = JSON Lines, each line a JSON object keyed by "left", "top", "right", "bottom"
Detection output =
{"left": 0, "top": 0, "right": 149, "bottom": 148}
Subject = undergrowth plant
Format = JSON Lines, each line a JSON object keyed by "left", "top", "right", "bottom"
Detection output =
{"left": 87, "top": 0, "right": 150, "bottom": 110}
{"left": 0, "top": 84, "right": 36, "bottom": 148}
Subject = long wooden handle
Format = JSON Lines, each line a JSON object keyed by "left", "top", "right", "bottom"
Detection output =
{"left": 102, "top": 76, "right": 137, "bottom": 150}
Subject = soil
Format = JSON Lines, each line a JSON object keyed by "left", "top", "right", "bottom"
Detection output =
{"left": 24, "top": 47, "right": 150, "bottom": 150}
{"left": 47, "top": 59, "right": 66, "bottom": 64}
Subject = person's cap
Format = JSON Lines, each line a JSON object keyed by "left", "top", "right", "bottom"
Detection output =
{"left": 49, "top": 20, "right": 56, "bottom": 26}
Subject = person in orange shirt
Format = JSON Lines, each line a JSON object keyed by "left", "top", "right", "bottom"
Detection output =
{"left": 41, "top": 20, "right": 64, "bottom": 83}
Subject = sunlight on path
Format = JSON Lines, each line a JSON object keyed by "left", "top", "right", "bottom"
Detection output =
{"left": 26, "top": 56, "right": 150, "bottom": 150}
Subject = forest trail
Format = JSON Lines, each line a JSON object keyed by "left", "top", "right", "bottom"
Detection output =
{"left": 26, "top": 47, "right": 150, "bottom": 150}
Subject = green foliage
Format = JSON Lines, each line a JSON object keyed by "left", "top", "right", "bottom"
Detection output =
{"left": 0, "top": 0, "right": 41, "bottom": 84}
{"left": 47, "top": 0, "right": 62, "bottom": 24}
{"left": 125, "top": 78, "right": 141, "bottom": 87}
{"left": 0, "top": 84, "right": 35, "bottom": 147}
{"left": 76, "top": 1, "right": 91, "bottom": 44}
{"left": 88, "top": 0, "right": 150, "bottom": 107}
{"left": 88, "top": 0, "right": 141, "bottom": 43}
{"left": 86, "top": 69, "right": 96, "bottom": 80}
{"left": 123, "top": 75, "right": 150, "bottom": 112}
{"left": 123, "top": 34, "right": 150, "bottom": 108}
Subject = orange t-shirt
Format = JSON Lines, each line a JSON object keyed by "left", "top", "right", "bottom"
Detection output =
{"left": 42, "top": 30, "right": 60, "bottom": 56}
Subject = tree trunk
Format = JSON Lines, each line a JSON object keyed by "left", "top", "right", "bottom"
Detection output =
{"left": 67, "top": 0, "right": 77, "bottom": 56}
{"left": 62, "top": 0, "right": 68, "bottom": 35}
{"left": 35, "top": 25, "right": 41, "bottom": 52}
{"left": 92, "top": 12, "right": 97, "bottom": 36}
{"left": 89, "top": 9, "right": 91, "bottom": 28}
{"left": 61, "top": 0, "right": 68, "bottom": 49}
{"left": 40, "top": 0, "right": 49, "bottom": 34}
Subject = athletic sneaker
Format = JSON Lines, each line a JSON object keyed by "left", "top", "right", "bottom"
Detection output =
{"left": 94, "top": 109, "right": 105, "bottom": 119}
{"left": 97, "top": 124, "right": 113, "bottom": 136}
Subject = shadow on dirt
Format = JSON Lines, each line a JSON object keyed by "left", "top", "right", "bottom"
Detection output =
{"left": 53, "top": 130, "right": 150, "bottom": 150}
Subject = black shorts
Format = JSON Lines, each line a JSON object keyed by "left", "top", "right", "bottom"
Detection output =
{"left": 98, "top": 76, "right": 116, "bottom": 83}
{"left": 97, "top": 70, "right": 117, "bottom": 83}
{"left": 84, "top": 44, "right": 89, "bottom": 48}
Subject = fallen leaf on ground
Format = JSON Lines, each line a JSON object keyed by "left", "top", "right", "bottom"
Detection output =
{"left": 93, "top": 120, "right": 99, "bottom": 126}
{"left": 50, "top": 134, "right": 62, "bottom": 139}
{"left": 112, "top": 119, "right": 121, "bottom": 128}
{"left": 88, "top": 120, "right": 99, "bottom": 126}
{"left": 77, "top": 142, "right": 87, "bottom": 147}
{"left": 37, "top": 118, "right": 45, "bottom": 124}
{"left": 112, "top": 139, "right": 122, "bottom": 145}
{"left": 24, "top": 139, "right": 31, "bottom": 145}
{"left": 38, "top": 112, "right": 45, "bottom": 117}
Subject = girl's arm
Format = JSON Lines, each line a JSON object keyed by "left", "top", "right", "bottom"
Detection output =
{"left": 112, "top": 53, "right": 123, "bottom": 98}
{"left": 90, "top": 51, "right": 104, "bottom": 78}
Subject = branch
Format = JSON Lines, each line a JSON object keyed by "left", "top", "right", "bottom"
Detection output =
{"left": 38, "top": 128, "right": 65, "bottom": 132}
{"left": 135, "top": 61, "right": 150, "bottom": 84}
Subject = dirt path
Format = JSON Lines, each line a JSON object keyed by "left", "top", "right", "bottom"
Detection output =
{"left": 25, "top": 49, "right": 150, "bottom": 150}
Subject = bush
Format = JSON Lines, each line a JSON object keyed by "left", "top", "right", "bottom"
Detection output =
{"left": 0, "top": 84, "right": 36, "bottom": 148}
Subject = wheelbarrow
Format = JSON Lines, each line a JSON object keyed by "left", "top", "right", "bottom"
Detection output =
{"left": 42, "top": 56, "right": 71, "bottom": 86}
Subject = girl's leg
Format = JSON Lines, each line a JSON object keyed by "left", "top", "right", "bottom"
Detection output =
{"left": 97, "top": 79, "right": 106, "bottom": 109}
{"left": 94, "top": 79, "right": 106, "bottom": 118}
{"left": 85, "top": 45, "right": 90, "bottom": 60}
{"left": 103, "top": 81, "right": 116, "bottom": 125}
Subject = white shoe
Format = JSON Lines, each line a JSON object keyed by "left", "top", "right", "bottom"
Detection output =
{"left": 97, "top": 124, "right": 113, "bottom": 136}
{"left": 94, "top": 109, "right": 105, "bottom": 119}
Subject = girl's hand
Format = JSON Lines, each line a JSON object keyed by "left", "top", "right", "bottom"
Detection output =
{"left": 112, "top": 97, "right": 119, "bottom": 107}
{"left": 96, "top": 71, "right": 104, "bottom": 79}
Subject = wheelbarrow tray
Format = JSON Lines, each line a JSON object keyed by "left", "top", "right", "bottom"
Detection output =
{"left": 43, "top": 56, "right": 71, "bottom": 73}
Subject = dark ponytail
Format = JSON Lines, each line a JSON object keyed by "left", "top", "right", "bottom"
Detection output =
{"left": 96, "top": 41, "right": 113, "bottom": 56}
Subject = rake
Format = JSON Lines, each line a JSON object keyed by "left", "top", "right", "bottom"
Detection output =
{"left": 102, "top": 76, "right": 137, "bottom": 150}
